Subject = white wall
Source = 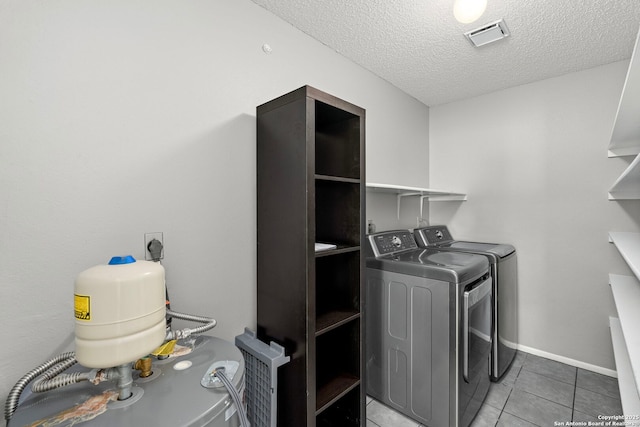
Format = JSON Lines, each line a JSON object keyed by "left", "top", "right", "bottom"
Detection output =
{"left": 0, "top": 0, "right": 429, "bottom": 400}
{"left": 429, "top": 60, "right": 640, "bottom": 372}
{"left": 366, "top": 194, "right": 428, "bottom": 233}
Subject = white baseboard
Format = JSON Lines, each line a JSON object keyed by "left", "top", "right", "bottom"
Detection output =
{"left": 517, "top": 343, "right": 618, "bottom": 378}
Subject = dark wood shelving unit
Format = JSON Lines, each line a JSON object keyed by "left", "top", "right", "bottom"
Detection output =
{"left": 257, "top": 85, "right": 365, "bottom": 427}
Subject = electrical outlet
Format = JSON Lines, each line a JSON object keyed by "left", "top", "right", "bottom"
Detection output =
{"left": 144, "top": 232, "right": 164, "bottom": 261}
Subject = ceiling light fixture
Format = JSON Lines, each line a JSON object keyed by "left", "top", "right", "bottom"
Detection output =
{"left": 453, "top": 0, "right": 487, "bottom": 24}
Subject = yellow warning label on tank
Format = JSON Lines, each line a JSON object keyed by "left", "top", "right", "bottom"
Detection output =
{"left": 74, "top": 294, "right": 91, "bottom": 321}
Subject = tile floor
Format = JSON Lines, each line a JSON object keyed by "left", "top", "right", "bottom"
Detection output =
{"left": 366, "top": 351, "right": 623, "bottom": 427}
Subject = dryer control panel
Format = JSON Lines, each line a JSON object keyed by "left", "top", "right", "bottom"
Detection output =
{"left": 414, "top": 225, "right": 454, "bottom": 246}
{"left": 367, "top": 230, "right": 417, "bottom": 257}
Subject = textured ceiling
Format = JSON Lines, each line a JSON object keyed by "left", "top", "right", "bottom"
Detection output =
{"left": 251, "top": 0, "right": 640, "bottom": 106}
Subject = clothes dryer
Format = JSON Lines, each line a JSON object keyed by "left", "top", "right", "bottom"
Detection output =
{"left": 414, "top": 225, "right": 517, "bottom": 382}
{"left": 366, "top": 230, "right": 492, "bottom": 427}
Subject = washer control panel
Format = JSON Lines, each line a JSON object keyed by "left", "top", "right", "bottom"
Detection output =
{"left": 368, "top": 230, "right": 417, "bottom": 257}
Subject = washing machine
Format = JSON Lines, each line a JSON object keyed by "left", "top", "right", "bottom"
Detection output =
{"left": 365, "top": 230, "right": 492, "bottom": 427}
{"left": 7, "top": 335, "right": 245, "bottom": 427}
{"left": 414, "top": 225, "right": 517, "bottom": 382}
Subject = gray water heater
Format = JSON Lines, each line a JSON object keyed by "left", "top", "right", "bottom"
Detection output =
{"left": 8, "top": 335, "right": 245, "bottom": 427}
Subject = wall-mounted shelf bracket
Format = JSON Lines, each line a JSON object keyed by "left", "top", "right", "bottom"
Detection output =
{"left": 609, "top": 232, "right": 640, "bottom": 280}
{"left": 394, "top": 191, "right": 420, "bottom": 219}
{"left": 608, "top": 28, "right": 640, "bottom": 159}
{"left": 608, "top": 147, "right": 640, "bottom": 158}
{"left": 608, "top": 153, "right": 640, "bottom": 200}
{"left": 367, "top": 183, "right": 467, "bottom": 219}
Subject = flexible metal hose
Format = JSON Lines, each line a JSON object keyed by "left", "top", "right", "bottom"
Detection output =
{"left": 165, "top": 309, "right": 217, "bottom": 340}
{"left": 214, "top": 369, "right": 250, "bottom": 427}
{"left": 32, "top": 370, "right": 93, "bottom": 393}
{"left": 30, "top": 356, "right": 80, "bottom": 392}
{"left": 4, "top": 352, "right": 76, "bottom": 421}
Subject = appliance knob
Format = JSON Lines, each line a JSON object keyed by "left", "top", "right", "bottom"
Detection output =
{"left": 435, "top": 230, "right": 443, "bottom": 240}
{"left": 391, "top": 236, "right": 402, "bottom": 247}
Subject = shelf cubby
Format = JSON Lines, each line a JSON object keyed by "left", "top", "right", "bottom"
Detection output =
{"left": 316, "top": 179, "right": 361, "bottom": 247}
{"left": 316, "top": 319, "right": 361, "bottom": 414}
{"left": 316, "top": 251, "right": 361, "bottom": 336}
{"left": 315, "top": 101, "right": 361, "bottom": 180}
{"left": 317, "top": 386, "right": 362, "bottom": 427}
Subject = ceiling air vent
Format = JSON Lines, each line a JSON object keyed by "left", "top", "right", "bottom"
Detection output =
{"left": 464, "top": 19, "right": 510, "bottom": 47}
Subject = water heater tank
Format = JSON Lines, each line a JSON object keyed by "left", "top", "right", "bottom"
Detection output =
{"left": 74, "top": 255, "right": 166, "bottom": 368}
{"left": 8, "top": 336, "right": 245, "bottom": 427}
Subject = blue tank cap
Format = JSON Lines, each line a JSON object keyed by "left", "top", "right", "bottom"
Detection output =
{"left": 108, "top": 255, "right": 137, "bottom": 265}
